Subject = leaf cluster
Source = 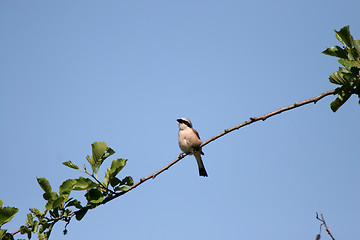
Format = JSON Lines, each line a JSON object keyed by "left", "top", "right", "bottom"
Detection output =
{"left": 322, "top": 25, "right": 360, "bottom": 112}
{"left": 0, "top": 142, "right": 133, "bottom": 240}
{"left": 0, "top": 200, "right": 19, "bottom": 240}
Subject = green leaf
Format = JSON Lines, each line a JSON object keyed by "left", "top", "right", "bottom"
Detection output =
{"left": 330, "top": 87, "right": 352, "bottom": 112}
{"left": 0, "top": 205, "right": 19, "bottom": 226}
{"left": 114, "top": 186, "right": 130, "bottom": 192}
{"left": 86, "top": 155, "right": 93, "bottom": 169}
{"left": 121, "top": 176, "right": 134, "bottom": 186}
{"left": 45, "top": 194, "right": 61, "bottom": 210}
{"left": 20, "top": 225, "right": 29, "bottom": 234}
{"left": 62, "top": 160, "right": 79, "bottom": 170}
{"left": 0, "top": 229, "right": 5, "bottom": 237}
{"left": 331, "top": 97, "right": 346, "bottom": 112}
{"left": 42, "top": 222, "right": 54, "bottom": 240}
{"left": 347, "top": 49, "right": 356, "bottom": 61}
{"left": 107, "top": 147, "right": 115, "bottom": 156}
{"left": 92, "top": 142, "right": 108, "bottom": 162}
{"left": 31, "top": 208, "right": 45, "bottom": 219}
{"left": 45, "top": 201, "right": 53, "bottom": 211}
{"left": 37, "top": 178, "right": 53, "bottom": 194}
{"left": 37, "top": 178, "right": 58, "bottom": 202}
{"left": 75, "top": 208, "right": 88, "bottom": 221}
{"left": 39, "top": 222, "right": 49, "bottom": 234}
{"left": 1, "top": 231, "right": 15, "bottom": 240}
{"left": 59, "top": 179, "right": 75, "bottom": 198}
{"left": 339, "top": 58, "right": 360, "bottom": 68}
{"left": 72, "top": 177, "right": 97, "bottom": 191}
{"left": 49, "top": 209, "right": 59, "bottom": 218}
{"left": 33, "top": 220, "right": 40, "bottom": 233}
{"left": 85, "top": 188, "right": 104, "bottom": 204}
{"left": 110, "top": 177, "right": 121, "bottom": 188}
{"left": 104, "top": 158, "right": 127, "bottom": 187}
{"left": 0, "top": 200, "right": 3, "bottom": 208}
{"left": 38, "top": 232, "right": 46, "bottom": 240}
{"left": 329, "top": 70, "right": 349, "bottom": 85}
{"left": 52, "top": 196, "right": 66, "bottom": 209}
{"left": 26, "top": 213, "right": 33, "bottom": 226}
{"left": 335, "top": 25, "right": 353, "bottom": 48}
{"left": 65, "top": 199, "right": 82, "bottom": 209}
{"left": 64, "top": 208, "right": 72, "bottom": 217}
{"left": 0, "top": 229, "right": 7, "bottom": 239}
{"left": 354, "top": 39, "right": 360, "bottom": 53}
{"left": 43, "top": 191, "right": 58, "bottom": 202}
{"left": 87, "top": 142, "right": 115, "bottom": 173}
{"left": 322, "top": 46, "right": 348, "bottom": 59}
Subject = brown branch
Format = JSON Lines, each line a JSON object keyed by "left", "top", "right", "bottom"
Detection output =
{"left": 13, "top": 89, "right": 336, "bottom": 234}
{"left": 316, "top": 212, "right": 336, "bottom": 240}
{"left": 200, "top": 89, "right": 336, "bottom": 148}
{"left": 100, "top": 153, "right": 187, "bottom": 205}
{"left": 11, "top": 229, "right": 21, "bottom": 235}
{"left": 12, "top": 209, "right": 76, "bottom": 236}
{"left": 100, "top": 89, "right": 336, "bottom": 205}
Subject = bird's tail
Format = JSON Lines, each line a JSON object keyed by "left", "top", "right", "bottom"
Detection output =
{"left": 195, "top": 152, "right": 208, "bottom": 177}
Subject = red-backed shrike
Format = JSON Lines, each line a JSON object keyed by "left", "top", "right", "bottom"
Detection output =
{"left": 177, "top": 118, "right": 208, "bottom": 177}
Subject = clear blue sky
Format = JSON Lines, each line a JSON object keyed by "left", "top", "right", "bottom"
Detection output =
{"left": 1, "top": 1, "right": 359, "bottom": 239}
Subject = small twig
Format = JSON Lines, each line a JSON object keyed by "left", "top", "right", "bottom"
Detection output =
{"left": 79, "top": 169, "right": 115, "bottom": 195}
{"left": 11, "top": 229, "right": 21, "bottom": 235}
{"left": 316, "top": 212, "right": 335, "bottom": 240}
{"left": 11, "top": 209, "right": 76, "bottom": 236}
{"left": 63, "top": 216, "right": 72, "bottom": 235}
{"left": 100, "top": 153, "right": 188, "bottom": 205}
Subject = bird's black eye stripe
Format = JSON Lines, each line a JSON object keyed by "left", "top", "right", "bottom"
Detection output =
{"left": 182, "top": 120, "right": 192, "bottom": 128}
{"left": 177, "top": 119, "right": 192, "bottom": 128}
{"left": 184, "top": 121, "right": 191, "bottom": 128}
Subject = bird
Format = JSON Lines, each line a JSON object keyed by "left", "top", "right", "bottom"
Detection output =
{"left": 177, "top": 117, "right": 208, "bottom": 177}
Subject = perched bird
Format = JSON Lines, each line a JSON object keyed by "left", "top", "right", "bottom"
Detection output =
{"left": 177, "top": 118, "right": 208, "bottom": 177}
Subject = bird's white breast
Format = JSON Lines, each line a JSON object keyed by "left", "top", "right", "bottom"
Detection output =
{"left": 178, "top": 128, "right": 193, "bottom": 153}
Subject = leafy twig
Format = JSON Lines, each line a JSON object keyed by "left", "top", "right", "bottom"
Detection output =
{"left": 79, "top": 168, "right": 115, "bottom": 195}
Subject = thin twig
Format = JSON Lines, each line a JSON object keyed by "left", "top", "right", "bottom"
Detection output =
{"left": 100, "top": 153, "right": 187, "bottom": 205}
{"left": 11, "top": 229, "right": 21, "bottom": 235}
{"left": 316, "top": 212, "right": 335, "bottom": 240}
{"left": 201, "top": 89, "right": 336, "bottom": 148}
{"left": 79, "top": 169, "right": 115, "bottom": 195}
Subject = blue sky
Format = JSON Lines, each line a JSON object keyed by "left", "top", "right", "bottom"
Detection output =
{"left": 1, "top": 1, "right": 359, "bottom": 239}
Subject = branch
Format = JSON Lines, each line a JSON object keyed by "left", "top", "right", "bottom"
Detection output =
{"left": 201, "top": 89, "right": 336, "bottom": 148}
{"left": 98, "top": 89, "right": 336, "bottom": 205}
{"left": 316, "top": 212, "right": 336, "bottom": 240}
{"left": 13, "top": 89, "right": 335, "bottom": 234}
{"left": 100, "top": 153, "right": 187, "bottom": 205}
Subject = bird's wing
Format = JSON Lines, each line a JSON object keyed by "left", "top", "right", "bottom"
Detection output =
{"left": 192, "top": 128, "right": 201, "bottom": 140}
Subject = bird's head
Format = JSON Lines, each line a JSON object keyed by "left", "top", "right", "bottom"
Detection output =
{"left": 177, "top": 117, "right": 193, "bottom": 129}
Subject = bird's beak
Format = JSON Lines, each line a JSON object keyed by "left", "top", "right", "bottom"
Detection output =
{"left": 176, "top": 119, "right": 182, "bottom": 123}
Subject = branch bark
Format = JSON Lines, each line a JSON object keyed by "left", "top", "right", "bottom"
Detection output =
{"left": 100, "top": 89, "right": 336, "bottom": 205}
{"left": 16, "top": 89, "right": 335, "bottom": 230}
{"left": 201, "top": 89, "right": 336, "bottom": 148}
